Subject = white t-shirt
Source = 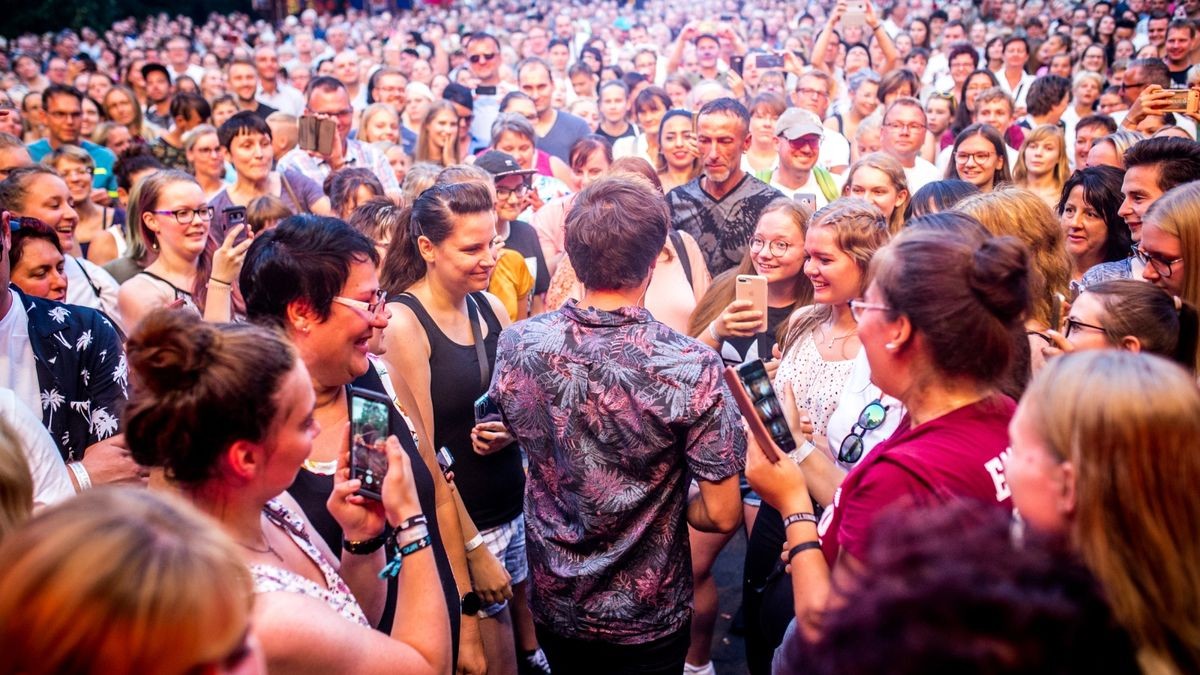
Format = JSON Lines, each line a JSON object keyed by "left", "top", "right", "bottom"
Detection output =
{"left": 819, "top": 131, "right": 852, "bottom": 172}
{"left": 0, "top": 387, "right": 74, "bottom": 509}
{"left": 0, "top": 290, "right": 39, "bottom": 413}
{"left": 824, "top": 350, "right": 904, "bottom": 471}
{"left": 903, "top": 156, "right": 943, "bottom": 193}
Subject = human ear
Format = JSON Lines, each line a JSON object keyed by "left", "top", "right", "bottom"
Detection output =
{"left": 1119, "top": 335, "right": 1142, "bottom": 353}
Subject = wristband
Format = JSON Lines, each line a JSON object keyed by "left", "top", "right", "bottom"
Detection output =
{"left": 782, "top": 512, "right": 819, "bottom": 528}
{"left": 464, "top": 532, "right": 485, "bottom": 553}
{"left": 343, "top": 531, "right": 387, "bottom": 555}
{"left": 379, "top": 534, "right": 433, "bottom": 578}
{"left": 68, "top": 462, "right": 92, "bottom": 491}
{"left": 208, "top": 277, "right": 232, "bottom": 288}
{"left": 786, "top": 541, "right": 822, "bottom": 563}
{"left": 708, "top": 321, "right": 721, "bottom": 342}
{"left": 396, "top": 523, "right": 429, "bottom": 548}
{"left": 789, "top": 440, "right": 817, "bottom": 464}
{"left": 396, "top": 514, "right": 428, "bottom": 532}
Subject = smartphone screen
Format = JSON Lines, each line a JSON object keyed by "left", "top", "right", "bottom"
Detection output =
{"left": 735, "top": 360, "right": 797, "bottom": 454}
{"left": 730, "top": 55, "right": 744, "bottom": 76}
{"left": 755, "top": 53, "right": 784, "bottom": 69}
{"left": 350, "top": 388, "right": 391, "bottom": 500}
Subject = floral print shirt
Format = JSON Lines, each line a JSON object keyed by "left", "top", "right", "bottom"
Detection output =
{"left": 20, "top": 288, "right": 127, "bottom": 462}
{"left": 489, "top": 300, "right": 746, "bottom": 644}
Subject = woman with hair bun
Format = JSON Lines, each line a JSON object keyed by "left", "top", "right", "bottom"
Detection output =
{"left": 0, "top": 489, "right": 265, "bottom": 675}
{"left": 1007, "top": 351, "right": 1200, "bottom": 674}
{"left": 748, "top": 226, "right": 1030, "bottom": 660}
{"left": 123, "top": 309, "right": 450, "bottom": 675}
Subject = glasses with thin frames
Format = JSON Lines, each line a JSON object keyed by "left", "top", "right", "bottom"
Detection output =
{"left": 1063, "top": 317, "right": 1106, "bottom": 338}
{"left": 838, "top": 399, "right": 888, "bottom": 464}
{"left": 332, "top": 289, "right": 388, "bottom": 316}
{"left": 151, "top": 206, "right": 215, "bottom": 224}
{"left": 955, "top": 151, "right": 995, "bottom": 164}
{"left": 750, "top": 236, "right": 792, "bottom": 257}
{"left": 1134, "top": 247, "right": 1183, "bottom": 278}
{"left": 849, "top": 299, "right": 892, "bottom": 322}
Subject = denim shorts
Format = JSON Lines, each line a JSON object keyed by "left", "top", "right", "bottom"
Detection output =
{"left": 478, "top": 513, "right": 528, "bottom": 617}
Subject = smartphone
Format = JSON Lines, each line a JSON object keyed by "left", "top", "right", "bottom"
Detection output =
{"left": 436, "top": 446, "right": 455, "bottom": 479}
{"left": 736, "top": 274, "right": 769, "bottom": 333}
{"left": 730, "top": 55, "right": 745, "bottom": 76}
{"left": 1162, "top": 88, "right": 1199, "bottom": 114}
{"left": 349, "top": 387, "right": 392, "bottom": 500}
{"left": 843, "top": 1, "right": 867, "bottom": 27}
{"left": 474, "top": 393, "right": 502, "bottom": 425}
{"left": 475, "top": 85, "right": 498, "bottom": 96}
{"left": 793, "top": 193, "right": 817, "bottom": 210}
{"left": 719, "top": 12, "right": 735, "bottom": 21}
{"left": 722, "top": 360, "right": 797, "bottom": 462}
{"left": 755, "top": 53, "right": 784, "bottom": 69}
{"left": 298, "top": 115, "right": 337, "bottom": 155}
{"left": 223, "top": 205, "right": 247, "bottom": 227}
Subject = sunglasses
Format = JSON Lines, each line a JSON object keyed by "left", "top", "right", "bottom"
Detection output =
{"left": 469, "top": 52, "right": 497, "bottom": 64}
{"left": 838, "top": 399, "right": 888, "bottom": 464}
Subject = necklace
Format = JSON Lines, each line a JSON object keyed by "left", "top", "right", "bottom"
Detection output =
{"left": 823, "top": 325, "right": 858, "bottom": 349}
{"left": 237, "top": 536, "right": 284, "bottom": 563}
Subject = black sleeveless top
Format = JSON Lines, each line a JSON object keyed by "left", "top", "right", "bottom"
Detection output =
{"left": 393, "top": 292, "right": 525, "bottom": 530}
{"left": 287, "top": 366, "right": 461, "bottom": 656}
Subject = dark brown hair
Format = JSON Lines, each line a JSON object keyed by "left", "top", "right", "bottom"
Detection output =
{"left": 379, "top": 181, "right": 495, "bottom": 294}
{"left": 566, "top": 175, "right": 668, "bottom": 291}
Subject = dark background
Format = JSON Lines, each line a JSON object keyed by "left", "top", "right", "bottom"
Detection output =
{"left": 4, "top": 0, "right": 252, "bottom": 39}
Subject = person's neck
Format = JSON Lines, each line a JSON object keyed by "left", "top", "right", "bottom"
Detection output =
{"left": 149, "top": 246, "right": 200, "bottom": 281}
{"left": 1003, "top": 65, "right": 1025, "bottom": 82}
{"left": 312, "top": 376, "right": 344, "bottom": 410}
{"left": 1075, "top": 102, "right": 1093, "bottom": 116}
{"left": 1030, "top": 113, "right": 1057, "bottom": 126}
{"left": 1073, "top": 249, "right": 1105, "bottom": 279}
{"left": 896, "top": 150, "right": 918, "bottom": 168}
{"left": 1024, "top": 170, "right": 1057, "bottom": 192}
{"left": 903, "top": 376, "right": 991, "bottom": 427}
{"left": 235, "top": 172, "right": 271, "bottom": 197}
{"left": 74, "top": 198, "right": 98, "bottom": 219}
{"left": 599, "top": 118, "right": 629, "bottom": 135}
{"left": 46, "top": 135, "right": 68, "bottom": 149}
{"left": 536, "top": 107, "right": 557, "bottom": 131}
{"left": 767, "top": 277, "right": 799, "bottom": 306}
{"left": 415, "top": 277, "right": 470, "bottom": 315}
{"left": 496, "top": 219, "right": 511, "bottom": 239}
{"left": 700, "top": 65, "right": 719, "bottom": 80}
{"left": 197, "top": 171, "right": 223, "bottom": 194}
{"left": 236, "top": 95, "right": 258, "bottom": 111}
{"left": 749, "top": 138, "right": 775, "bottom": 155}
{"left": 187, "top": 481, "right": 272, "bottom": 549}
{"left": 774, "top": 166, "right": 811, "bottom": 190}
{"left": 346, "top": 82, "right": 360, "bottom": 97}
{"left": 579, "top": 281, "right": 648, "bottom": 312}
{"left": 828, "top": 301, "right": 857, "bottom": 333}
{"left": 260, "top": 77, "right": 278, "bottom": 94}
{"left": 152, "top": 100, "right": 169, "bottom": 114}
{"left": 702, "top": 167, "right": 746, "bottom": 199}
{"left": 479, "top": 73, "right": 500, "bottom": 87}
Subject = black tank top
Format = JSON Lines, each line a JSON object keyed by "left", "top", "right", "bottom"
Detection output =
{"left": 393, "top": 292, "right": 525, "bottom": 530}
{"left": 287, "top": 366, "right": 460, "bottom": 655}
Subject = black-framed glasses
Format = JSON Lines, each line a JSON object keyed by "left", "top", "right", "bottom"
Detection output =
{"left": 1134, "top": 247, "right": 1184, "bottom": 278}
{"left": 750, "top": 236, "right": 791, "bottom": 256}
{"left": 495, "top": 184, "right": 530, "bottom": 201}
{"left": 469, "top": 52, "right": 497, "bottom": 64}
{"left": 151, "top": 206, "right": 215, "bottom": 224}
{"left": 838, "top": 399, "right": 888, "bottom": 464}
{"left": 1064, "top": 317, "right": 1106, "bottom": 338}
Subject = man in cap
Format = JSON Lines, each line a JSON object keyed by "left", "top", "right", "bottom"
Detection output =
{"left": 141, "top": 63, "right": 173, "bottom": 128}
{"left": 476, "top": 150, "right": 552, "bottom": 316}
{"left": 771, "top": 108, "right": 843, "bottom": 207}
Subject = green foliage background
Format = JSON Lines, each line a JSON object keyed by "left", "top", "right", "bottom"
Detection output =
{"left": 5, "top": 0, "right": 253, "bottom": 39}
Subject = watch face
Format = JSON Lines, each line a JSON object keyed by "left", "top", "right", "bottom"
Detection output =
{"left": 461, "top": 591, "right": 482, "bottom": 615}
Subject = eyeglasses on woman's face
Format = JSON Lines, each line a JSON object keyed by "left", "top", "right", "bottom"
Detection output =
{"left": 151, "top": 206, "right": 215, "bottom": 224}
{"left": 1134, "top": 247, "right": 1183, "bottom": 278}
{"left": 331, "top": 288, "right": 388, "bottom": 316}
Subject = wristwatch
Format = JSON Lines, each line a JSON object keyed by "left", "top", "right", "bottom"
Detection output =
{"left": 461, "top": 591, "right": 482, "bottom": 615}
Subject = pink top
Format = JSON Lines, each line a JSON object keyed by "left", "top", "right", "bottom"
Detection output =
{"left": 819, "top": 395, "right": 1016, "bottom": 565}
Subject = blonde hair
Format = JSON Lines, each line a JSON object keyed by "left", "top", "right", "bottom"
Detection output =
{"left": 0, "top": 489, "right": 254, "bottom": 675}
{"left": 688, "top": 198, "right": 814, "bottom": 341}
{"left": 358, "top": 103, "right": 399, "bottom": 144}
{"left": 1021, "top": 351, "right": 1200, "bottom": 675}
{"left": 956, "top": 187, "right": 1070, "bottom": 329}
{"left": 1012, "top": 125, "right": 1070, "bottom": 189}
{"left": 842, "top": 152, "right": 910, "bottom": 234}
{"left": 1145, "top": 180, "right": 1200, "bottom": 314}
{"left": 782, "top": 198, "right": 891, "bottom": 351}
{"left": 0, "top": 417, "right": 32, "bottom": 542}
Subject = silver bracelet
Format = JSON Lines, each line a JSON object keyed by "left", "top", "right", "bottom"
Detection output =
{"left": 708, "top": 321, "right": 721, "bottom": 342}
{"left": 68, "top": 461, "right": 92, "bottom": 491}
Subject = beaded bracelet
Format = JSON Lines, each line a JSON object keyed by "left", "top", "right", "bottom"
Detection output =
{"left": 379, "top": 534, "right": 432, "bottom": 578}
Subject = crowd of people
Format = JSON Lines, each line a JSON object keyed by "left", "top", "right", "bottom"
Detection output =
{"left": 1, "top": 0, "right": 1200, "bottom": 673}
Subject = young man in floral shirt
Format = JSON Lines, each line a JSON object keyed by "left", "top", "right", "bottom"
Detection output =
{"left": 489, "top": 175, "right": 745, "bottom": 673}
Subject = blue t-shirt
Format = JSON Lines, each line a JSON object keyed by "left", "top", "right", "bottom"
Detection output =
{"left": 27, "top": 139, "right": 118, "bottom": 197}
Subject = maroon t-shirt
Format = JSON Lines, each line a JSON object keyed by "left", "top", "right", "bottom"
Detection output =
{"left": 818, "top": 395, "right": 1016, "bottom": 566}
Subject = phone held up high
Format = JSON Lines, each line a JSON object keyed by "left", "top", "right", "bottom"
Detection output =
{"left": 298, "top": 115, "right": 337, "bottom": 156}
{"left": 349, "top": 387, "right": 392, "bottom": 500}
{"left": 723, "top": 360, "right": 795, "bottom": 462}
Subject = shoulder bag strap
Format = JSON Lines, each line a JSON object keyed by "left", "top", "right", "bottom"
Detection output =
{"left": 280, "top": 172, "right": 310, "bottom": 215}
{"left": 466, "top": 293, "right": 491, "bottom": 388}
{"left": 669, "top": 230, "right": 693, "bottom": 289}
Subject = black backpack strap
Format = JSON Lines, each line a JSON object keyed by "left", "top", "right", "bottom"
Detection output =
{"left": 670, "top": 230, "right": 693, "bottom": 289}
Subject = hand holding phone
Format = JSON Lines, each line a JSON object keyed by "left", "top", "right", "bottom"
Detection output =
{"left": 349, "top": 388, "right": 393, "bottom": 500}
{"left": 723, "top": 360, "right": 799, "bottom": 463}
{"left": 735, "top": 274, "right": 769, "bottom": 333}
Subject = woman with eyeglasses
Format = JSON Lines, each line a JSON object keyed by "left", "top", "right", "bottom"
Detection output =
{"left": 1039, "top": 279, "right": 1200, "bottom": 372}
{"left": 380, "top": 182, "right": 527, "bottom": 675}
{"left": 1138, "top": 180, "right": 1200, "bottom": 321}
{"left": 43, "top": 144, "right": 125, "bottom": 265}
{"left": 1006, "top": 351, "right": 1200, "bottom": 674}
{"left": 1056, "top": 166, "right": 1132, "bottom": 286}
{"left": 747, "top": 221, "right": 1028, "bottom": 654}
{"left": 741, "top": 199, "right": 890, "bottom": 673}
{"left": 117, "top": 170, "right": 249, "bottom": 328}
{"left": 946, "top": 123, "right": 1012, "bottom": 193}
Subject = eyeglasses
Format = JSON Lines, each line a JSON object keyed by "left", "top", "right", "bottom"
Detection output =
{"left": 885, "top": 121, "right": 927, "bottom": 134}
{"left": 496, "top": 184, "right": 530, "bottom": 201}
{"left": 786, "top": 135, "right": 820, "bottom": 151}
{"left": 306, "top": 107, "right": 354, "bottom": 119}
{"left": 795, "top": 87, "right": 829, "bottom": 99}
{"left": 1134, "top": 247, "right": 1184, "bottom": 277}
{"left": 332, "top": 289, "right": 388, "bottom": 316}
{"left": 838, "top": 398, "right": 888, "bottom": 464}
{"left": 193, "top": 145, "right": 222, "bottom": 156}
{"left": 1063, "top": 317, "right": 1106, "bottom": 338}
{"left": 458, "top": 114, "right": 475, "bottom": 126}
{"left": 151, "top": 206, "right": 215, "bottom": 224}
{"left": 47, "top": 110, "right": 83, "bottom": 120}
{"left": 750, "top": 236, "right": 792, "bottom": 256}
{"left": 955, "top": 151, "right": 995, "bottom": 164}
{"left": 849, "top": 299, "right": 892, "bottom": 322}
{"left": 469, "top": 52, "right": 497, "bottom": 64}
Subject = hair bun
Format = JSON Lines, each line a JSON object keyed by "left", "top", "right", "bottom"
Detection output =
{"left": 126, "top": 309, "right": 217, "bottom": 393}
{"left": 967, "top": 236, "right": 1030, "bottom": 326}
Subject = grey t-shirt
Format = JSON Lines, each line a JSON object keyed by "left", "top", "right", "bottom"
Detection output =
{"left": 208, "top": 169, "right": 324, "bottom": 242}
{"left": 668, "top": 174, "right": 783, "bottom": 276}
{"left": 537, "top": 110, "right": 592, "bottom": 163}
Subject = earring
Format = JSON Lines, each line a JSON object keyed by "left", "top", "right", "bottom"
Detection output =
{"left": 885, "top": 342, "right": 896, "bottom": 351}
